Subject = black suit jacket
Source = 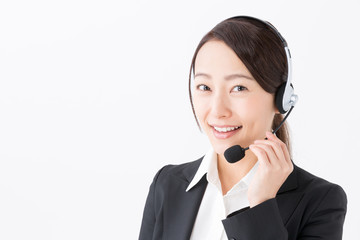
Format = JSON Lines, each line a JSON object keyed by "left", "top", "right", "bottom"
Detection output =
{"left": 139, "top": 157, "right": 347, "bottom": 240}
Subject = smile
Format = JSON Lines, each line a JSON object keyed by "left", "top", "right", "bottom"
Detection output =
{"left": 211, "top": 125, "right": 242, "bottom": 139}
{"left": 213, "top": 126, "right": 242, "bottom": 133}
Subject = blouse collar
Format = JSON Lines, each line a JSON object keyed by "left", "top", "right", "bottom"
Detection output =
{"left": 186, "top": 148, "right": 258, "bottom": 193}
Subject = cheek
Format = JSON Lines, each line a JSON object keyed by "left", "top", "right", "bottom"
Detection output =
{"left": 192, "top": 95, "right": 208, "bottom": 124}
{"left": 236, "top": 93, "right": 275, "bottom": 124}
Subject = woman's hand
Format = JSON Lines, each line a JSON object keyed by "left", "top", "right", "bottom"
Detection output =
{"left": 248, "top": 131, "right": 294, "bottom": 208}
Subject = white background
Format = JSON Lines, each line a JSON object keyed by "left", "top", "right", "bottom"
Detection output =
{"left": 1, "top": 0, "right": 359, "bottom": 239}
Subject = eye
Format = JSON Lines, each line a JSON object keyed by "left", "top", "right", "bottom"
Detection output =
{"left": 232, "top": 85, "right": 247, "bottom": 92}
{"left": 196, "top": 84, "right": 211, "bottom": 91}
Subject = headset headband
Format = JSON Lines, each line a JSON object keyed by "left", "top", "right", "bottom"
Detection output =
{"left": 228, "top": 16, "right": 298, "bottom": 113}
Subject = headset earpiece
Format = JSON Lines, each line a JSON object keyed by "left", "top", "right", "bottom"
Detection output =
{"left": 275, "top": 82, "right": 297, "bottom": 114}
{"left": 276, "top": 81, "right": 298, "bottom": 114}
{"left": 275, "top": 82, "right": 287, "bottom": 114}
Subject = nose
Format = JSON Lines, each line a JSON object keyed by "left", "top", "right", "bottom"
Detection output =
{"left": 210, "top": 91, "right": 232, "bottom": 119}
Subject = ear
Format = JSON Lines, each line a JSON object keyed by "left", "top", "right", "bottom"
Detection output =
{"left": 273, "top": 103, "right": 281, "bottom": 114}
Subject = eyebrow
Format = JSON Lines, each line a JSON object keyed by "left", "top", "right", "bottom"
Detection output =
{"left": 194, "top": 72, "right": 254, "bottom": 81}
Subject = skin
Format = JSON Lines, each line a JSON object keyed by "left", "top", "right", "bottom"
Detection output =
{"left": 192, "top": 40, "right": 293, "bottom": 208}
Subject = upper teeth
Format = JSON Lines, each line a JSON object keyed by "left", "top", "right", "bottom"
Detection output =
{"left": 214, "top": 126, "right": 241, "bottom": 132}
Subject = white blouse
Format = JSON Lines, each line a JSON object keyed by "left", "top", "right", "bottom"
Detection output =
{"left": 186, "top": 148, "right": 259, "bottom": 240}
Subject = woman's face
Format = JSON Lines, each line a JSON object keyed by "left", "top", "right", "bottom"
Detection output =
{"left": 192, "top": 40, "right": 278, "bottom": 156}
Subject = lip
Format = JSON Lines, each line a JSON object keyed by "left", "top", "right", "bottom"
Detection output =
{"left": 210, "top": 124, "right": 241, "bottom": 128}
{"left": 210, "top": 124, "right": 242, "bottom": 139}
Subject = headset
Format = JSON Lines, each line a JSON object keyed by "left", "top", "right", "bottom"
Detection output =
{"left": 228, "top": 16, "right": 298, "bottom": 114}
{"left": 219, "top": 16, "right": 299, "bottom": 163}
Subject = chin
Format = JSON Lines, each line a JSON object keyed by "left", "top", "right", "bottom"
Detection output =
{"left": 205, "top": 128, "right": 253, "bottom": 155}
{"left": 210, "top": 142, "right": 233, "bottom": 156}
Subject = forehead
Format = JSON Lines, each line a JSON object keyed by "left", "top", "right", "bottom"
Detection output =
{"left": 194, "top": 40, "right": 252, "bottom": 77}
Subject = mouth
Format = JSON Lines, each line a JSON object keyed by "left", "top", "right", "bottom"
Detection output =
{"left": 213, "top": 125, "right": 242, "bottom": 132}
{"left": 210, "top": 125, "right": 242, "bottom": 139}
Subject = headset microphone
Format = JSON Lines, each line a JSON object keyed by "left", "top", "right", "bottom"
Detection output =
{"left": 224, "top": 106, "right": 295, "bottom": 163}
{"left": 223, "top": 16, "right": 299, "bottom": 164}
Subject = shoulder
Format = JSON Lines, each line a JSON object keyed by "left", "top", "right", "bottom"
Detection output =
{"left": 152, "top": 156, "right": 204, "bottom": 186}
{"left": 293, "top": 164, "right": 347, "bottom": 213}
{"left": 295, "top": 164, "right": 346, "bottom": 197}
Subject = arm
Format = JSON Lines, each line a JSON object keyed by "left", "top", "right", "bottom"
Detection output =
{"left": 138, "top": 166, "right": 166, "bottom": 240}
{"left": 222, "top": 131, "right": 347, "bottom": 239}
{"left": 221, "top": 131, "right": 291, "bottom": 239}
{"left": 222, "top": 184, "right": 347, "bottom": 240}
{"left": 222, "top": 198, "right": 288, "bottom": 239}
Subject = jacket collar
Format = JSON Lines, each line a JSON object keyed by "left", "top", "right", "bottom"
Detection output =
{"left": 185, "top": 149, "right": 213, "bottom": 192}
{"left": 278, "top": 160, "right": 298, "bottom": 194}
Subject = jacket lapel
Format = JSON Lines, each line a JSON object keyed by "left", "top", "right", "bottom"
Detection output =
{"left": 163, "top": 158, "right": 208, "bottom": 240}
{"left": 276, "top": 163, "right": 304, "bottom": 225}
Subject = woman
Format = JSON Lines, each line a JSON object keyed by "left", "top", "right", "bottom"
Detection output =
{"left": 139, "top": 16, "right": 347, "bottom": 240}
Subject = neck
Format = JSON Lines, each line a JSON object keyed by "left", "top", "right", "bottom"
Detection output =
{"left": 217, "top": 149, "right": 258, "bottom": 195}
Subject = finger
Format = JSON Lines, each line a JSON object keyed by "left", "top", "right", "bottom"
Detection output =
{"left": 254, "top": 138, "right": 286, "bottom": 166}
{"left": 249, "top": 144, "right": 270, "bottom": 167}
{"left": 252, "top": 142, "right": 281, "bottom": 167}
{"left": 266, "top": 131, "right": 292, "bottom": 166}
{"left": 266, "top": 131, "right": 283, "bottom": 145}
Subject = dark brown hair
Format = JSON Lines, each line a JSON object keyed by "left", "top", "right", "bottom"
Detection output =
{"left": 188, "top": 16, "right": 292, "bottom": 155}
